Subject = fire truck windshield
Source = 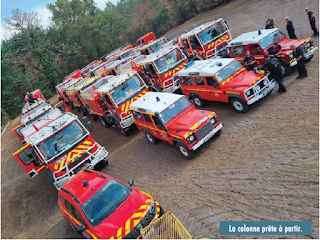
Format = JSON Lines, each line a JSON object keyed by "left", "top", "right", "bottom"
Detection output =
{"left": 259, "top": 29, "right": 283, "bottom": 49}
{"left": 109, "top": 75, "right": 145, "bottom": 106}
{"left": 214, "top": 60, "right": 242, "bottom": 83}
{"left": 198, "top": 23, "right": 225, "bottom": 46}
{"left": 152, "top": 39, "right": 166, "bottom": 52}
{"left": 159, "top": 97, "right": 190, "bottom": 124}
{"left": 81, "top": 179, "right": 132, "bottom": 227}
{"left": 154, "top": 49, "right": 185, "bottom": 74}
{"left": 38, "top": 121, "right": 86, "bottom": 162}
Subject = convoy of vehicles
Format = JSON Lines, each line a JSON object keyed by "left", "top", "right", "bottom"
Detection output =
{"left": 129, "top": 92, "right": 223, "bottom": 159}
{"left": 13, "top": 108, "right": 108, "bottom": 189}
{"left": 227, "top": 28, "right": 319, "bottom": 76}
{"left": 178, "top": 18, "right": 231, "bottom": 59}
{"left": 58, "top": 169, "right": 163, "bottom": 239}
{"left": 177, "top": 59, "right": 276, "bottom": 112}
{"left": 10, "top": 15, "right": 319, "bottom": 238}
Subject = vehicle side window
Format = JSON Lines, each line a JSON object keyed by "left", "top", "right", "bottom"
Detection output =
{"left": 206, "top": 77, "right": 219, "bottom": 88}
{"left": 152, "top": 116, "right": 163, "bottom": 129}
{"left": 60, "top": 195, "right": 64, "bottom": 205}
{"left": 195, "top": 77, "right": 204, "bottom": 86}
{"left": 249, "top": 44, "right": 260, "bottom": 54}
{"left": 65, "top": 199, "right": 74, "bottom": 215}
{"left": 143, "top": 114, "right": 152, "bottom": 124}
{"left": 230, "top": 46, "right": 245, "bottom": 56}
{"left": 181, "top": 77, "right": 194, "bottom": 85}
{"left": 132, "top": 111, "right": 143, "bottom": 121}
{"left": 18, "top": 148, "right": 34, "bottom": 165}
{"left": 72, "top": 205, "right": 86, "bottom": 225}
{"left": 104, "top": 95, "right": 114, "bottom": 108}
{"left": 182, "top": 39, "right": 190, "bottom": 49}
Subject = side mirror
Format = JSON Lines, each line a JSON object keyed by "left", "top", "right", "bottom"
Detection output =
{"left": 76, "top": 225, "right": 87, "bottom": 233}
{"left": 82, "top": 116, "right": 94, "bottom": 130}
{"left": 128, "top": 178, "right": 134, "bottom": 187}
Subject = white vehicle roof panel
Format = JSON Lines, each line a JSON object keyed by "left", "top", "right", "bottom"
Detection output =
{"left": 95, "top": 73, "right": 135, "bottom": 93}
{"left": 228, "top": 28, "right": 277, "bottom": 46}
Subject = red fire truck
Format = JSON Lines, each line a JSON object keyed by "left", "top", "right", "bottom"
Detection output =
{"left": 56, "top": 77, "right": 83, "bottom": 105}
{"left": 81, "top": 60, "right": 103, "bottom": 78}
{"left": 177, "top": 59, "right": 276, "bottom": 113}
{"left": 136, "top": 32, "right": 156, "bottom": 47}
{"left": 65, "top": 76, "right": 101, "bottom": 114}
{"left": 178, "top": 18, "right": 232, "bottom": 59}
{"left": 13, "top": 109, "right": 109, "bottom": 189}
{"left": 63, "top": 69, "right": 82, "bottom": 82}
{"left": 92, "top": 72, "right": 149, "bottom": 136}
{"left": 227, "top": 28, "right": 318, "bottom": 76}
{"left": 58, "top": 169, "right": 163, "bottom": 239}
{"left": 129, "top": 92, "right": 223, "bottom": 159}
{"left": 106, "top": 48, "right": 141, "bottom": 63}
{"left": 24, "top": 89, "right": 46, "bottom": 103}
{"left": 138, "top": 37, "right": 169, "bottom": 55}
{"left": 119, "top": 46, "right": 188, "bottom": 93}
{"left": 91, "top": 58, "right": 133, "bottom": 78}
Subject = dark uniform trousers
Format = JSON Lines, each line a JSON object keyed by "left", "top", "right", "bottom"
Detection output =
{"left": 273, "top": 68, "right": 287, "bottom": 92}
{"left": 297, "top": 58, "right": 308, "bottom": 77}
{"left": 310, "top": 19, "right": 318, "bottom": 35}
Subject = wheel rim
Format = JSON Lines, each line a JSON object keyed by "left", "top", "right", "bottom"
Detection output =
{"left": 233, "top": 100, "right": 244, "bottom": 111}
{"left": 194, "top": 97, "right": 201, "bottom": 106}
{"left": 179, "top": 146, "right": 189, "bottom": 157}
{"left": 146, "top": 133, "right": 153, "bottom": 142}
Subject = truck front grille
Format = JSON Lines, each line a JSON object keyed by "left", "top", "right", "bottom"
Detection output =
{"left": 195, "top": 121, "right": 213, "bottom": 140}
{"left": 124, "top": 210, "right": 156, "bottom": 239}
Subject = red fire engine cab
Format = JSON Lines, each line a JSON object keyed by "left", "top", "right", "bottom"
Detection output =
{"left": 178, "top": 18, "right": 232, "bottom": 60}
{"left": 227, "top": 28, "right": 318, "bottom": 76}
{"left": 177, "top": 59, "right": 276, "bottom": 113}
{"left": 56, "top": 77, "right": 83, "bottom": 106}
{"left": 13, "top": 109, "right": 109, "bottom": 189}
{"left": 136, "top": 32, "right": 156, "bottom": 47}
{"left": 129, "top": 92, "right": 223, "bottom": 159}
{"left": 58, "top": 169, "right": 163, "bottom": 239}
{"left": 24, "top": 89, "right": 46, "bottom": 103}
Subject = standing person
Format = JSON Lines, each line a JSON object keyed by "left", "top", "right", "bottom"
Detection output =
{"left": 285, "top": 17, "right": 297, "bottom": 39}
{"left": 265, "top": 20, "right": 273, "bottom": 29}
{"left": 26, "top": 92, "right": 36, "bottom": 104}
{"left": 243, "top": 50, "right": 256, "bottom": 71}
{"left": 305, "top": 7, "right": 319, "bottom": 37}
{"left": 262, "top": 54, "right": 287, "bottom": 93}
{"left": 290, "top": 44, "right": 308, "bottom": 79}
{"left": 267, "top": 42, "right": 282, "bottom": 57}
{"left": 268, "top": 16, "right": 277, "bottom": 28}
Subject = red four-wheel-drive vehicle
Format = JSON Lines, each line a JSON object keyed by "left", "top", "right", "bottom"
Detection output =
{"left": 137, "top": 37, "right": 169, "bottom": 55}
{"left": 58, "top": 169, "right": 163, "bottom": 239}
{"left": 13, "top": 110, "right": 108, "bottom": 189}
{"left": 65, "top": 76, "right": 101, "bottom": 114}
{"left": 119, "top": 46, "right": 188, "bottom": 93}
{"left": 136, "top": 32, "right": 156, "bottom": 47}
{"left": 94, "top": 72, "right": 149, "bottom": 136}
{"left": 24, "top": 89, "right": 46, "bottom": 103}
{"left": 56, "top": 77, "right": 83, "bottom": 104}
{"left": 177, "top": 59, "right": 276, "bottom": 113}
{"left": 227, "top": 28, "right": 318, "bottom": 76}
{"left": 129, "top": 92, "right": 223, "bottom": 159}
{"left": 178, "top": 18, "right": 231, "bottom": 60}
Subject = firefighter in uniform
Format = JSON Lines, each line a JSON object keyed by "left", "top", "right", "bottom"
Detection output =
{"left": 26, "top": 92, "right": 37, "bottom": 104}
{"left": 290, "top": 44, "right": 308, "bottom": 79}
{"left": 305, "top": 7, "right": 319, "bottom": 37}
{"left": 267, "top": 42, "right": 282, "bottom": 58}
{"left": 262, "top": 54, "right": 287, "bottom": 93}
{"left": 285, "top": 17, "right": 297, "bottom": 39}
{"left": 243, "top": 50, "right": 256, "bottom": 71}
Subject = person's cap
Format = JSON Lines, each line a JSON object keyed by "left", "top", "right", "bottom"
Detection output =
{"left": 285, "top": 16, "right": 289, "bottom": 20}
{"left": 305, "top": 7, "right": 309, "bottom": 10}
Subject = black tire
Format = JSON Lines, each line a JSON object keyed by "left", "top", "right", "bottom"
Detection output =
{"left": 279, "top": 61, "right": 291, "bottom": 76}
{"left": 115, "top": 121, "right": 131, "bottom": 136}
{"left": 176, "top": 142, "right": 194, "bottom": 159}
{"left": 89, "top": 114, "right": 98, "bottom": 120}
{"left": 99, "top": 116, "right": 111, "bottom": 128}
{"left": 190, "top": 94, "right": 205, "bottom": 107}
{"left": 94, "top": 158, "right": 108, "bottom": 170}
{"left": 105, "top": 113, "right": 114, "bottom": 126}
{"left": 159, "top": 206, "right": 165, "bottom": 217}
{"left": 305, "top": 55, "right": 313, "bottom": 63}
{"left": 215, "top": 128, "right": 222, "bottom": 137}
{"left": 230, "top": 98, "right": 249, "bottom": 113}
{"left": 145, "top": 131, "right": 158, "bottom": 144}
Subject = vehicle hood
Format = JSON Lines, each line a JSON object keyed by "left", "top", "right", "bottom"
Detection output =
{"left": 268, "top": 38, "right": 310, "bottom": 53}
{"left": 222, "top": 70, "right": 265, "bottom": 89}
{"left": 167, "top": 109, "right": 212, "bottom": 133}
{"left": 94, "top": 190, "right": 152, "bottom": 238}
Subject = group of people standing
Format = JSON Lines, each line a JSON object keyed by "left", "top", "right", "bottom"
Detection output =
{"left": 266, "top": 7, "right": 319, "bottom": 38}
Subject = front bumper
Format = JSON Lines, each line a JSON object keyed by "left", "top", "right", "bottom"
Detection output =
{"left": 247, "top": 80, "right": 276, "bottom": 105}
{"left": 290, "top": 47, "right": 319, "bottom": 67}
{"left": 191, "top": 123, "right": 223, "bottom": 151}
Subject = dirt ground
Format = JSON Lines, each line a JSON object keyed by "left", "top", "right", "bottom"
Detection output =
{"left": 1, "top": 0, "right": 319, "bottom": 238}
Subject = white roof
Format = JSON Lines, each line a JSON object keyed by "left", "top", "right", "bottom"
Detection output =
{"left": 179, "top": 18, "right": 224, "bottom": 39}
{"left": 129, "top": 92, "right": 183, "bottom": 114}
{"left": 228, "top": 28, "right": 277, "bottom": 46}
{"left": 22, "top": 99, "right": 46, "bottom": 114}
{"left": 61, "top": 77, "right": 83, "bottom": 91}
{"left": 29, "top": 113, "right": 77, "bottom": 145}
{"left": 21, "top": 103, "right": 53, "bottom": 125}
{"left": 137, "top": 37, "right": 168, "bottom": 50}
{"left": 177, "top": 58, "right": 236, "bottom": 76}
{"left": 96, "top": 72, "right": 135, "bottom": 93}
{"left": 136, "top": 46, "right": 180, "bottom": 65}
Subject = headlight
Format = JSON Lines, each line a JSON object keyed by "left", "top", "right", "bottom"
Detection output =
{"left": 210, "top": 116, "right": 217, "bottom": 125}
{"left": 150, "top": 199, "right": 156, "bottom": 213}
{"left": 187, "top": 133, "right": 197, "bottom": 144}
{"left": 245, "top": 89, "right": 252, "bottom": 97}
{"left": 263, "top": 79, "right": 268, "bottom": 86}
{"left": 255, "top": 85, "right": 260, "bottom": 91}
